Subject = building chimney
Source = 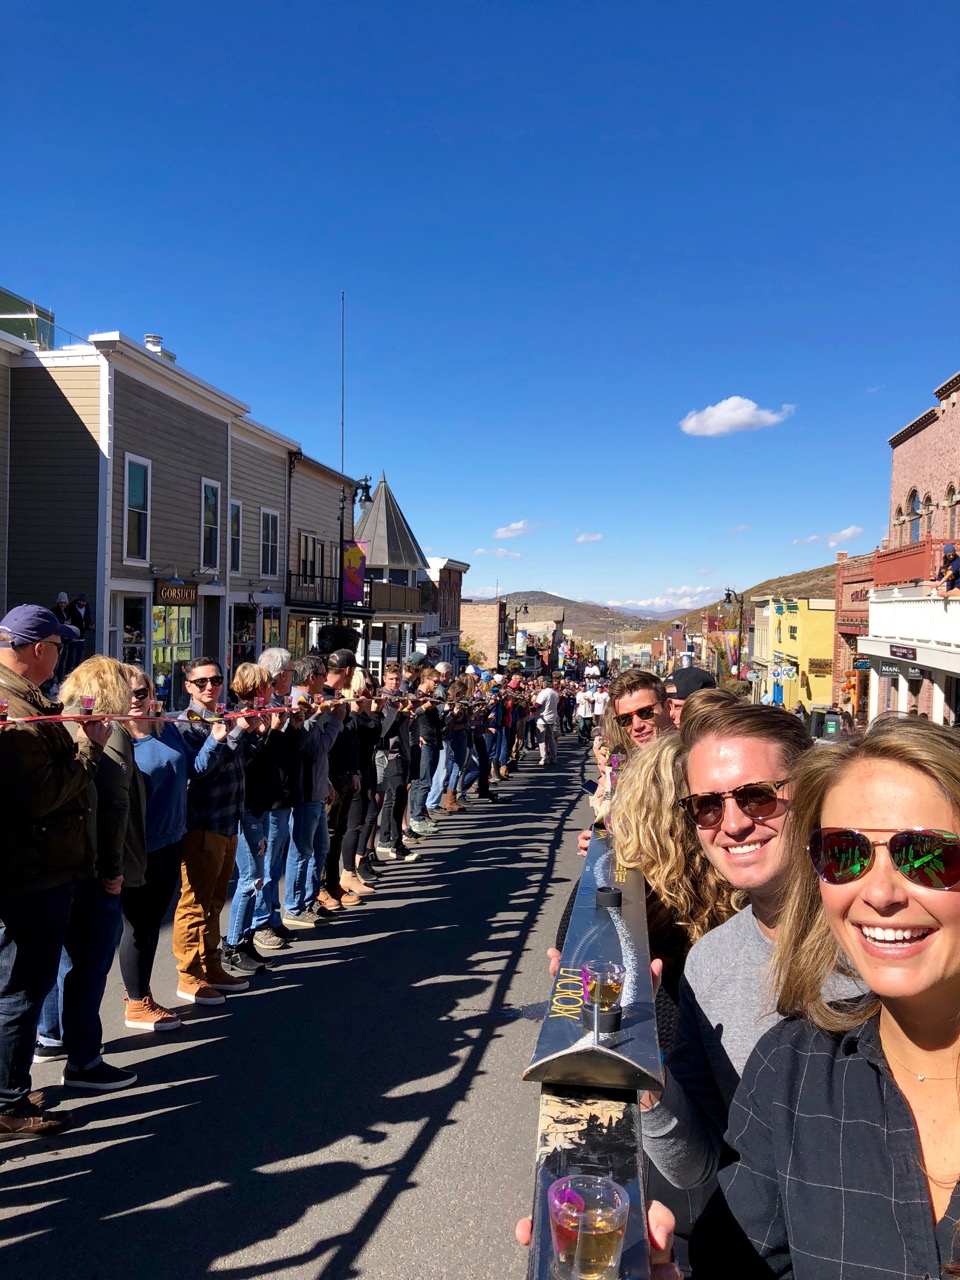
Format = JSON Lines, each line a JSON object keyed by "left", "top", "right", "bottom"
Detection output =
{"left": 143, "top": 334, "right": 176, "bottom": 364}
{"left": 835, "top": 551, "right": 848, "bottom": 562}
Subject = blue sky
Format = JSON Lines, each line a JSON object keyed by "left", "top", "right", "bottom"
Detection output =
{"left": 6, "top": 2, "right": 958, "bottom": 609}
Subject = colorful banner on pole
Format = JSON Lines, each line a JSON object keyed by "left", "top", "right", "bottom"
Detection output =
{"left": 342, "top": 540, "right": 368, "bottom": 604}
{"left": 724, "top": 629, "right": 740, "bottom": 673}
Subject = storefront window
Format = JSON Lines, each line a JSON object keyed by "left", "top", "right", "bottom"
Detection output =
{"left": 152, "top": 604, "right": 193, "bottom": 711}
{"left": 261, "top": 606, "right": 281, "bottom": 652}
{"left": 287, "top": 614, "right": 310, "bottom": 658}
{"left": 122, "top": 597, "right": 148, "bottom": 668}
{"left": 232, "top": 603, "right": 257, "bottom": 674}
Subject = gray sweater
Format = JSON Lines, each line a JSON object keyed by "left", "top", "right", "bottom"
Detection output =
{"left": 641, "top": 906, "right": 778, "bottom": 1190}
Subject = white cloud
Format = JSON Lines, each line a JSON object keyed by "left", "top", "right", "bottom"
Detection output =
{"left": 698, "top": 566, "right": 714, "bottom": 576}
{"left": 606, "top": 599, "right": 622, "bottom": 607}
{"left": 576, "top": 532, "right": 603, "bottom": 543}
{"left": 827, "top": 525, "right": 863, "bottom": 548}
{"left": 633, "top": 584, "right": 718, "bottom": 610}
{"left": 728, "top": 523, "right": 750, "bottom": 535}
{"left": 680, "top": 396, "right": 795, "bottom": 438}
{"left": 866, "top": 385, "right": 885, "bottom": 394}
{"left": 493, "top": 520, "right": 534, "bottom": 539}
{"left": 792, "top": 535, "right": 820, "bottom": 545}
{"left": 473, "top": 547, "right": 522, "bottom": 558}
{"left": 467, "top": 584, "right": 498, "bottom": 598}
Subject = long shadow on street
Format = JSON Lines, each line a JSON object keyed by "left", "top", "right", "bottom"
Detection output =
{"left": 0, "top": 747, "right": 588, "bottom": 1280}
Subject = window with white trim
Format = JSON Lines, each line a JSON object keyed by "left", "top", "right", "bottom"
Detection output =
{"left": 201, "top": 479, "right": 220, "bottom": 570}
{"left": 261, "top": 508, "right": 279, "bottom": 578}
{"left": 123, "top": 454, "right": 151, "bottom": 563}
{"left": 230, "top": 501, "right": 242, "bottom": 574}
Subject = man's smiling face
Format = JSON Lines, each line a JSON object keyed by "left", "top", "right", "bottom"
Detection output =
{"left": 684, "top": 733, "right": 792, "bottom": 895}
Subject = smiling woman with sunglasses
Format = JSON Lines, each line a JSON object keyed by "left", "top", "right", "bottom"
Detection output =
{"left": 118, "top": 669, "right": 189, "bottom": 1032}
{"left": 698, "top": 717, "right": 960, "bottom": 1279}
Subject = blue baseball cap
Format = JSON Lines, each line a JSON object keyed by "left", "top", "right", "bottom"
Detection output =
{"left": 0, "top": 604, "right": 80, "bottom": 645}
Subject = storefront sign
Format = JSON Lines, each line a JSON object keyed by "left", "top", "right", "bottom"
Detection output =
{"left": 840, "top": 582, "right": 872, "bottom": 611}
{"left": 879, "top": 661, "right": 899, "bottom": 678}
{"left": 907, "top": 666, "right": 926, "bottom": 681}
{"left": 155, "top": 579, "right": 198, "bottom": 607}
{"left": 853, "top": 658, "right": 871, "bottom": 670}
{"left": 807, "top": 658, "right": 833, "bottom": 675}
{"left": 889, "top": 644, "right": 916, "bottom": 660}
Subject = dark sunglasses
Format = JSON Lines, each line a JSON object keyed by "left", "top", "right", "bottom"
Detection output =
{"left": 130, "top": 687, "right": 150, "bottom": 701}
{"left": 808, "top": 827, "right": 960, "bottom": 890}
{"left": 614, "top": 705, "right": 660, "bottom": 727}
{"left": 679, "top": 780, "right": 788, "bottom": 829}
{"left": 188, "top": 675, "right": 223, "bottom": 690}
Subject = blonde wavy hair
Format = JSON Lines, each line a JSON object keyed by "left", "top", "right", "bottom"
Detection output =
{"left": 773, "top": 715, "right": 960, "bottom": 1033}
{"left": 610, "top": 734, "right": 743, "bottom": 942}
{"left": 61, "top": 656, "right": 135, "bottom": 717}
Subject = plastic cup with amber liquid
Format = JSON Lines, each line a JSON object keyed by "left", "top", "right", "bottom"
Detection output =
{"left": 547, "top": 1174, "right": 629, "bottom": 1279}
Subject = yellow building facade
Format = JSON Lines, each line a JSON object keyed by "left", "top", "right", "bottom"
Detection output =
{"left": 749, "top": 596, "right": 836, "bottom": 709}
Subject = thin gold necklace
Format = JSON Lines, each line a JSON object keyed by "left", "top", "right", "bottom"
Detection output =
{"left": 882, "top": 1042, "right": 960, "bottom": 1082}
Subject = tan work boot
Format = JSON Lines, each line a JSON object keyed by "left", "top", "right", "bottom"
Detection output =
{"left": 441, "top": 789, "right": 465, "bottom": 812}
{"left": 340, "top": 871, "right": 375, "bottom": 897}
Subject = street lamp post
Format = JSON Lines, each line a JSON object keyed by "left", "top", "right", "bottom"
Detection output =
{"left": 337, "top": 475, "right": 372, "bottom": 626}
{"left": 724, "top": 587, "right": 745, "bottom": 680}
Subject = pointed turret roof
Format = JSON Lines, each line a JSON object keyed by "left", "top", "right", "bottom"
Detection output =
{"left": 354, "top": 472, "right": 429, "bottom": 572}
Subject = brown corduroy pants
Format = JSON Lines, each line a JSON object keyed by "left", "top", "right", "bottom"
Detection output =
{"left": 172, "top": 829, "right": 238, "bottom": 981}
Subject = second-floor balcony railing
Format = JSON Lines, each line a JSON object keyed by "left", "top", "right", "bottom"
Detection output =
{"left": 873, "top": 536, "right": 946, "bottom": 586}
{"left": 287, "top": 572, "right": 341, "bottom": 607}
{"left": 287, "top": 573, "right": 425, "bottom": 614}
{"left": 868, "top": 584, "right": 960, "bottom": 657}
{"left": 367, "top": 580, "right": 423, "bottom": 613}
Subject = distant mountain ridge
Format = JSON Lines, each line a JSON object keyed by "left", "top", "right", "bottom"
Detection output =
{"left": 465, "top": 566, "right": 841, "bottom": 644}
{"left": 494, "top": 591, "right": 666, "bottom": 640}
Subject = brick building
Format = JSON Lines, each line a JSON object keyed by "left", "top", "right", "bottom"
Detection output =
{"left": 460, "top": 598, "right": 506, "bottom": 670}
{"left": 832, "top": 550, "right": 875, "bottom": 717}
{"left": 859, "top": 367, "right": 960, "bottom": 724}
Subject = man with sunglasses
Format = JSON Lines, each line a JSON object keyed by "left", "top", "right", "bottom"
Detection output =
{"left": 639, "top": 700, "right": 840, "bottom": 1195}
{"left": 173, "top": 657, "right": 260, "bottom": 1005}
{"left": 609, "top": 669, "right": 675, "bottom": 748}
{"left": 0, "top": 605, "right": 111, "bottom": 1138}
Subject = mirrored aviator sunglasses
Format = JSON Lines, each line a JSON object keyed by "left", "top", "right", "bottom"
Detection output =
{"left": 808, "top": 827, "right": 960, "bottom": 890}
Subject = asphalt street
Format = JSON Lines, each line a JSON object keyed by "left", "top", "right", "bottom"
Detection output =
{"left": 0, "top": 736, "right": 596, "bottom": 1280}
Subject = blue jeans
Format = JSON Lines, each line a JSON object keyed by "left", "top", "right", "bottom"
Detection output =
{"left": 409, "top": 743, "right": 440, "bottom": 820}
{"left": 0, "top": 882, "right": 75, "bottom": 1112}
{"left": 252, "top": 808, "right": 291, "bottom": 931}
{"left": 284, "top": 802, "right": 329, "bottom": 916}
{"left": 426, "top": 741, "right": 453, "bottom": 810}
{"left": 38, "top": 879, "right": 123, "bottom": 1070}
{"left": 446, "top": 730, "right": 468, "bottom": 795}
{"left": 226, "top": 812, "right": 267, "bottom": 946}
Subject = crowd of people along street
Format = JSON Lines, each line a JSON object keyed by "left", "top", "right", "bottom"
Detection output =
{"left": 0, "top": 603, "right": 600, "bottom": 1111}
{"left": 4, "top": 600, "right": 960, "bottom": 1279}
